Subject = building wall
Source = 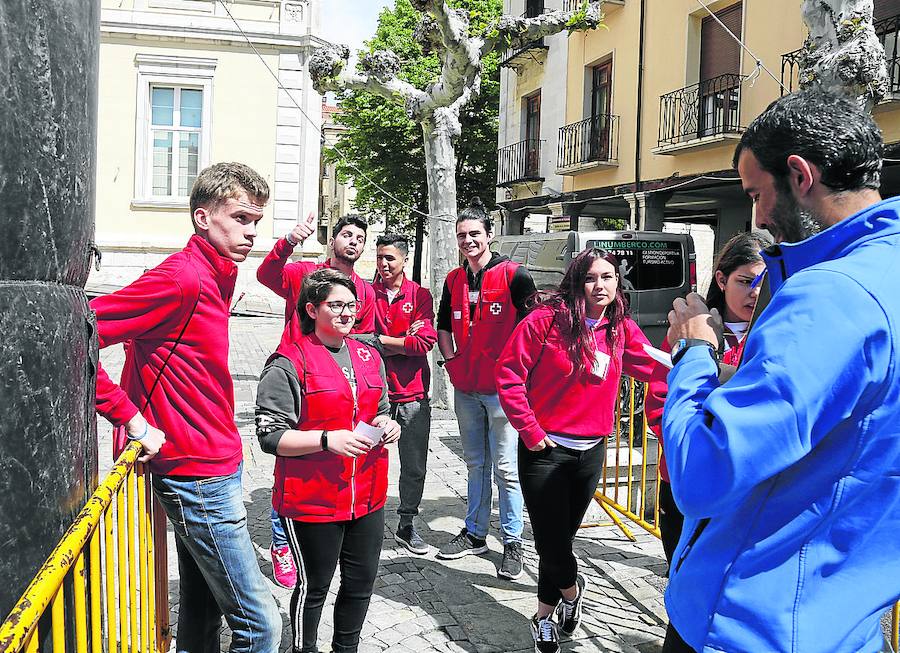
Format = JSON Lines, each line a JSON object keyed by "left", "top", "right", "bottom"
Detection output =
{"left": 93, "top": 0, "right": 325, "bottom": 305}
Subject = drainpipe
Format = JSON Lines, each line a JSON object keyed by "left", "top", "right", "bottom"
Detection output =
{"left": 633, "top": 0, "right": 647, "bottom": 228}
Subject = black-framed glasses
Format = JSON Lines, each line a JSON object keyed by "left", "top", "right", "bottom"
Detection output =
{"left": 321, "top": 300, "right": 360, "bottom": 315}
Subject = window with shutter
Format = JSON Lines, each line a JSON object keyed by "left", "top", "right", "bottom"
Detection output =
{"left": 875, "top": 0, "right": 900, "bottom": 22}
{"left": 698, "top": 3, "right": 742, "bottom": 138}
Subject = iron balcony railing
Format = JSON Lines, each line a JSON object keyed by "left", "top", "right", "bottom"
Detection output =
{"left": 657, "top": 73, "right": 748, "bottom": 147}
{"left": 497, "top": 138, "right": 544, "bottom": 186}
{"left": 781, "top": 47, "right": 803, "bottom": 95}
{"left": 563, "top": 0, "right": 609, "bottom": 11}
{"left": 877, "top": 14, "right": 900, "bottom": 95}
{"left": 558, "top": 114, "right": 619, "bottom": 169}
{"left": 500, "top": 7, "right": 549, "bottom": 68}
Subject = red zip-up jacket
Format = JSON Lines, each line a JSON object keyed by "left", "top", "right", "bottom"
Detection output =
{"left": 496, "top": 304, "right": 658, "bottom": 450}
{"left": 272, "top": 334, "right": 387, "bottom": 522}
{"left": 256, "top": 237, "right": 375, "bottom": 343}
{"left": 645, "top": 331, "right": 748, "bottom": 482}
{"left": 92, "top": 235, "right": 242, "bottom": 477}
{"left": 372, "top": 275, "right": 437, "bottom": 403}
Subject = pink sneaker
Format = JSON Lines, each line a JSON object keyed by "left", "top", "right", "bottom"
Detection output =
{"left": 270, "top": 544, "right": 297, "bottom": 588}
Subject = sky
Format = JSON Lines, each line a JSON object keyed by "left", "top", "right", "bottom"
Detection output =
{"left": 320, "top": 0, "right": 394, "bottom": 54}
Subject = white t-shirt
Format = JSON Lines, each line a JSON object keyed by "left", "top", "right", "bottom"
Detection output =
{"left": 386, "top": 288, "right": 399, "bottom": 304}
{"left": 724, "top": 321, "right": 749, "bottom": 350}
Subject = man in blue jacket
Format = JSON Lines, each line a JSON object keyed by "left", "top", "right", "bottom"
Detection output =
{"left": 662, "top": 90, "right": 900, "bottom": 652}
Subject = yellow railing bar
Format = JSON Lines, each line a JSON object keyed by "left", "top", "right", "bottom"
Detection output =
{"left": 51, "top": 585, "right": 64, "bottom": 653}
{"left": 90, "top": 526, "right": 102, "bottom": 653}
{"left": 127, "top": 473, "right": 138, "bottom": 653}
{"left": 104, "top": 508, "right": 116, "bottom": 653}
{"left": 0, "top": 442, "right": 142, "bottom": 653}
{"left": 137, "top": 464, "right": 149, "bottom": 653}
{"left": 74, "top": 550, "right": 88, "bottom": 653}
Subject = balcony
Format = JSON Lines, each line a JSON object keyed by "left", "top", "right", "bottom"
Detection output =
{"left": 556, "top": 114, "right": 619, "bottom": 174}
{"left": 562, "top": 0, "right": 624, "bottom": 11}
{"left": 497, "top": 139, "right": 544, "bottom": 187}
{"left": 781, "top": 47, "right": 803, "bottom": 95}
{"left": 654, "top": 73, "right": 748, "bottom": 154}
{"left": 500, "top": 8, "right": 549, "bottom": 70}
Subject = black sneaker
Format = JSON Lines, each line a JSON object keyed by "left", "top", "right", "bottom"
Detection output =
{"left": 555, "top": 573, "right": 586, "bottom": 635}
{"left": 530, "top": 614, "right": 560, "bottom": 653}
{"left": 499, "top": 541, "right": 524, "bottom": 580}
{"left": 394, "top": 524, "right": 430, "bottom": 555}
{"left": 436, "top": 528, "right": 489, "bottom": 559}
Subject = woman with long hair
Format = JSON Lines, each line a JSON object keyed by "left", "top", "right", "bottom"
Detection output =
{"left": 255, "top": 268, "right": 400, "bottom": 653}
{"left": 436, "top": 197, "right": 536, "bottom": 580}
{"left": 495, "top": 248, "right": 658, "bottom": 653}
{"left": 645, "top": 230, "right": 772, "bottom": 566}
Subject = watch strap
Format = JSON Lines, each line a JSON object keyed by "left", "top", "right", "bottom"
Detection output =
{"left": 320, "top": 430, "right": 329, "bottom": 452}
{"left": 671, "top": 338, "right": 717, "bottom": 366}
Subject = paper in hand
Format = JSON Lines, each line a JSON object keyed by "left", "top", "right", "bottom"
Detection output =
{"left": 354, "top": 421, "right": 385, "bottom": 445}
{"left": 643, "top": 343, "right": 673, "bottom": 369}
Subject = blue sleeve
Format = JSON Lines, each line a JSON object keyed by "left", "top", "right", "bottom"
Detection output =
{"left": 662, "top": 270, "right": 889, "bottom": 518}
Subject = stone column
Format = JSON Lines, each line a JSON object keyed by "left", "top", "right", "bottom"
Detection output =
{"left": 547, "top": 201, "right": 595, "bottom": 231}
{"left": 0, "top": 0, "right": 100, "bottom": 617}
{"left": 625, "top": 191, "right": 672, "bottom": 231}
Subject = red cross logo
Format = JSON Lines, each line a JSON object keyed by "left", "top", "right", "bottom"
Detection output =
{"left": 402, "top": 302, "right": 413, "bottom": 314}
{"left": 490, "top": 302, "right": 502, "bottom": 315}
{"left": 356, "top": 347, "right": 372, "bottom": 362}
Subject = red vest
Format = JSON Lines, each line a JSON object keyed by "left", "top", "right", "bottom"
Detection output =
{"left": 444, "top": 261, "right": 520, "bottom": 394}
{"left": 271, "top": 334, "right": 388, "bottom": 523}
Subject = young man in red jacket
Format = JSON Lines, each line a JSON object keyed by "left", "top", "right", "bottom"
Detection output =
{"left": 257, "top": 213, "right": 376, "bottom": 342}
{"left": 91, "top": 162, "right": 281, "bottom": 652}
{"left": 371, "top": 234, "right": 437, "bottom": 554}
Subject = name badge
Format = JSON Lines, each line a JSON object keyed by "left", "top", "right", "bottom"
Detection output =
{"left": 468, "top": 291, "right": 480, "bottom": 304}
{"left": 592, "top": 351, "right": 611, "bottom": 379}
{"left": 453, "top": 310, "right": 462, "bottom": 320}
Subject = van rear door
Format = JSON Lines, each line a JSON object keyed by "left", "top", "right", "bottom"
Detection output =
{"left": 581, "top": 233, "right": 694, "bottom": 345}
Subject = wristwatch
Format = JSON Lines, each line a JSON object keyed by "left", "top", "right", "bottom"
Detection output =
{"left": 670, "top": 338, "right": 718, "bottom": 366}
{"left": 320, "top": 430, "right": 329, "bottom": 452}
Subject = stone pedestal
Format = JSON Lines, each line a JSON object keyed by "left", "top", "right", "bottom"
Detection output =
{"left": 0, "top": 0, "right": 100, "bottom": 618}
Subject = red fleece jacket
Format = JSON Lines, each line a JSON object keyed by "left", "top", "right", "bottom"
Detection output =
{"left": 496, "top": 304, "right": 658, "bottom": 449}
{"left": 92, "top": 235, "right": 242, "bottom": 477}
{"left": 372, "top": 275, "right": 437, "bottom": 403}
{"left": 257, "top": 237, "right": 375, "bottom": 343}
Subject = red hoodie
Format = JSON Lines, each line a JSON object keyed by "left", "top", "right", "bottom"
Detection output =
{"left": 496, "top": 304, "right": 658, "bottom": 450}
{"left": 92, "top": 235, "right": 242, "bottom": 477}
{"left": 372, "top": 275, "right": 437, "bottom": 403}
{"left": 256, "top": 237, "right": 375, "bottom": 344}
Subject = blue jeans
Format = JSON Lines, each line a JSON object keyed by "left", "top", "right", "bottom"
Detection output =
{"left": 152, "top": 465, "right": 282, "bottom": 653}
{"left": 271, "top": 507, "right": 288, "bottom": 548}
{"left": 454, "top": 390, "right": 523, "bottom": 544}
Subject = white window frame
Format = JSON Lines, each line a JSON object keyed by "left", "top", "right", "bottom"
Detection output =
{"left": 133, "top": 54, "right": 216, "bottom": 209}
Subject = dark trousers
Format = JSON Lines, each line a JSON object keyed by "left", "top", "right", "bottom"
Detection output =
{"left": 393, "top": 398, "right": 431, "bottom": 527}
{"left": 518, "top": 440, "right": 607, "bottom": 606}
{"left": 663, "top": 624, "right": 697, "bottom": 653}
{"left": 658, "top": 480, "right": 685, "bottom": 567}
{"left": 282, "top": 508, "right": 384, "bottom": 653}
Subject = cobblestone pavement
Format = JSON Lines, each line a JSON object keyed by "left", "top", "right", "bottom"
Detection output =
{"left": 98, "top": 316, "right": 669, "bottom": 653}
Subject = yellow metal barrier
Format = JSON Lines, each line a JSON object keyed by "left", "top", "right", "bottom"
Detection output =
{"left": 582, "top": 377, "right": 900, "bottom": 647}
{"left": 0, "top": 442, "right": 170, "bottom": 653}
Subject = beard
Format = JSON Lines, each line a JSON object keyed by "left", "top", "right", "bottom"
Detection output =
{"left": 333, "top": 248, "right": 362, "bottom": 266}
{"left": 771, "top": 184, "right": 824, "bottom": 244}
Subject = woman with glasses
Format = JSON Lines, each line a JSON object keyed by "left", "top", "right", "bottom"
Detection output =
{"left": 255, "top": 267, "right": 401, "bottom": 653}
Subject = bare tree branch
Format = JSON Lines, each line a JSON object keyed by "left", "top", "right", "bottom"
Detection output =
{"left": 481, "top": 2, "right": 603, "bottom": 58}
{"left": 310, "top": 44, "right": 430, "bottom": 114}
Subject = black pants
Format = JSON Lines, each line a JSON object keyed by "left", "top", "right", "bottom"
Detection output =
{"left": 663, "top": 624, "right": 697, "bottom": 653}
{"left": 282, "top": 508, "right": 384, "bottom": 653}
{"left": 518, "top": 440, "right": 607, "bottom": 606}
{"left": 658, "top": 480, "right": 685, "bottom": 568}
{"left": 393, "top": 398, "right": 431, "bottom": 527}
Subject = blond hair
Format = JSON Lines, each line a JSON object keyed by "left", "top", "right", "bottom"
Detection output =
{"left": 189, "top": 162, "right": 269, "bottom": 215}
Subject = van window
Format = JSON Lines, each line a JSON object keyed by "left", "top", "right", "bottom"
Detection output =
{"left": 586, "top": 239, "right": 685, "bottom": 291}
